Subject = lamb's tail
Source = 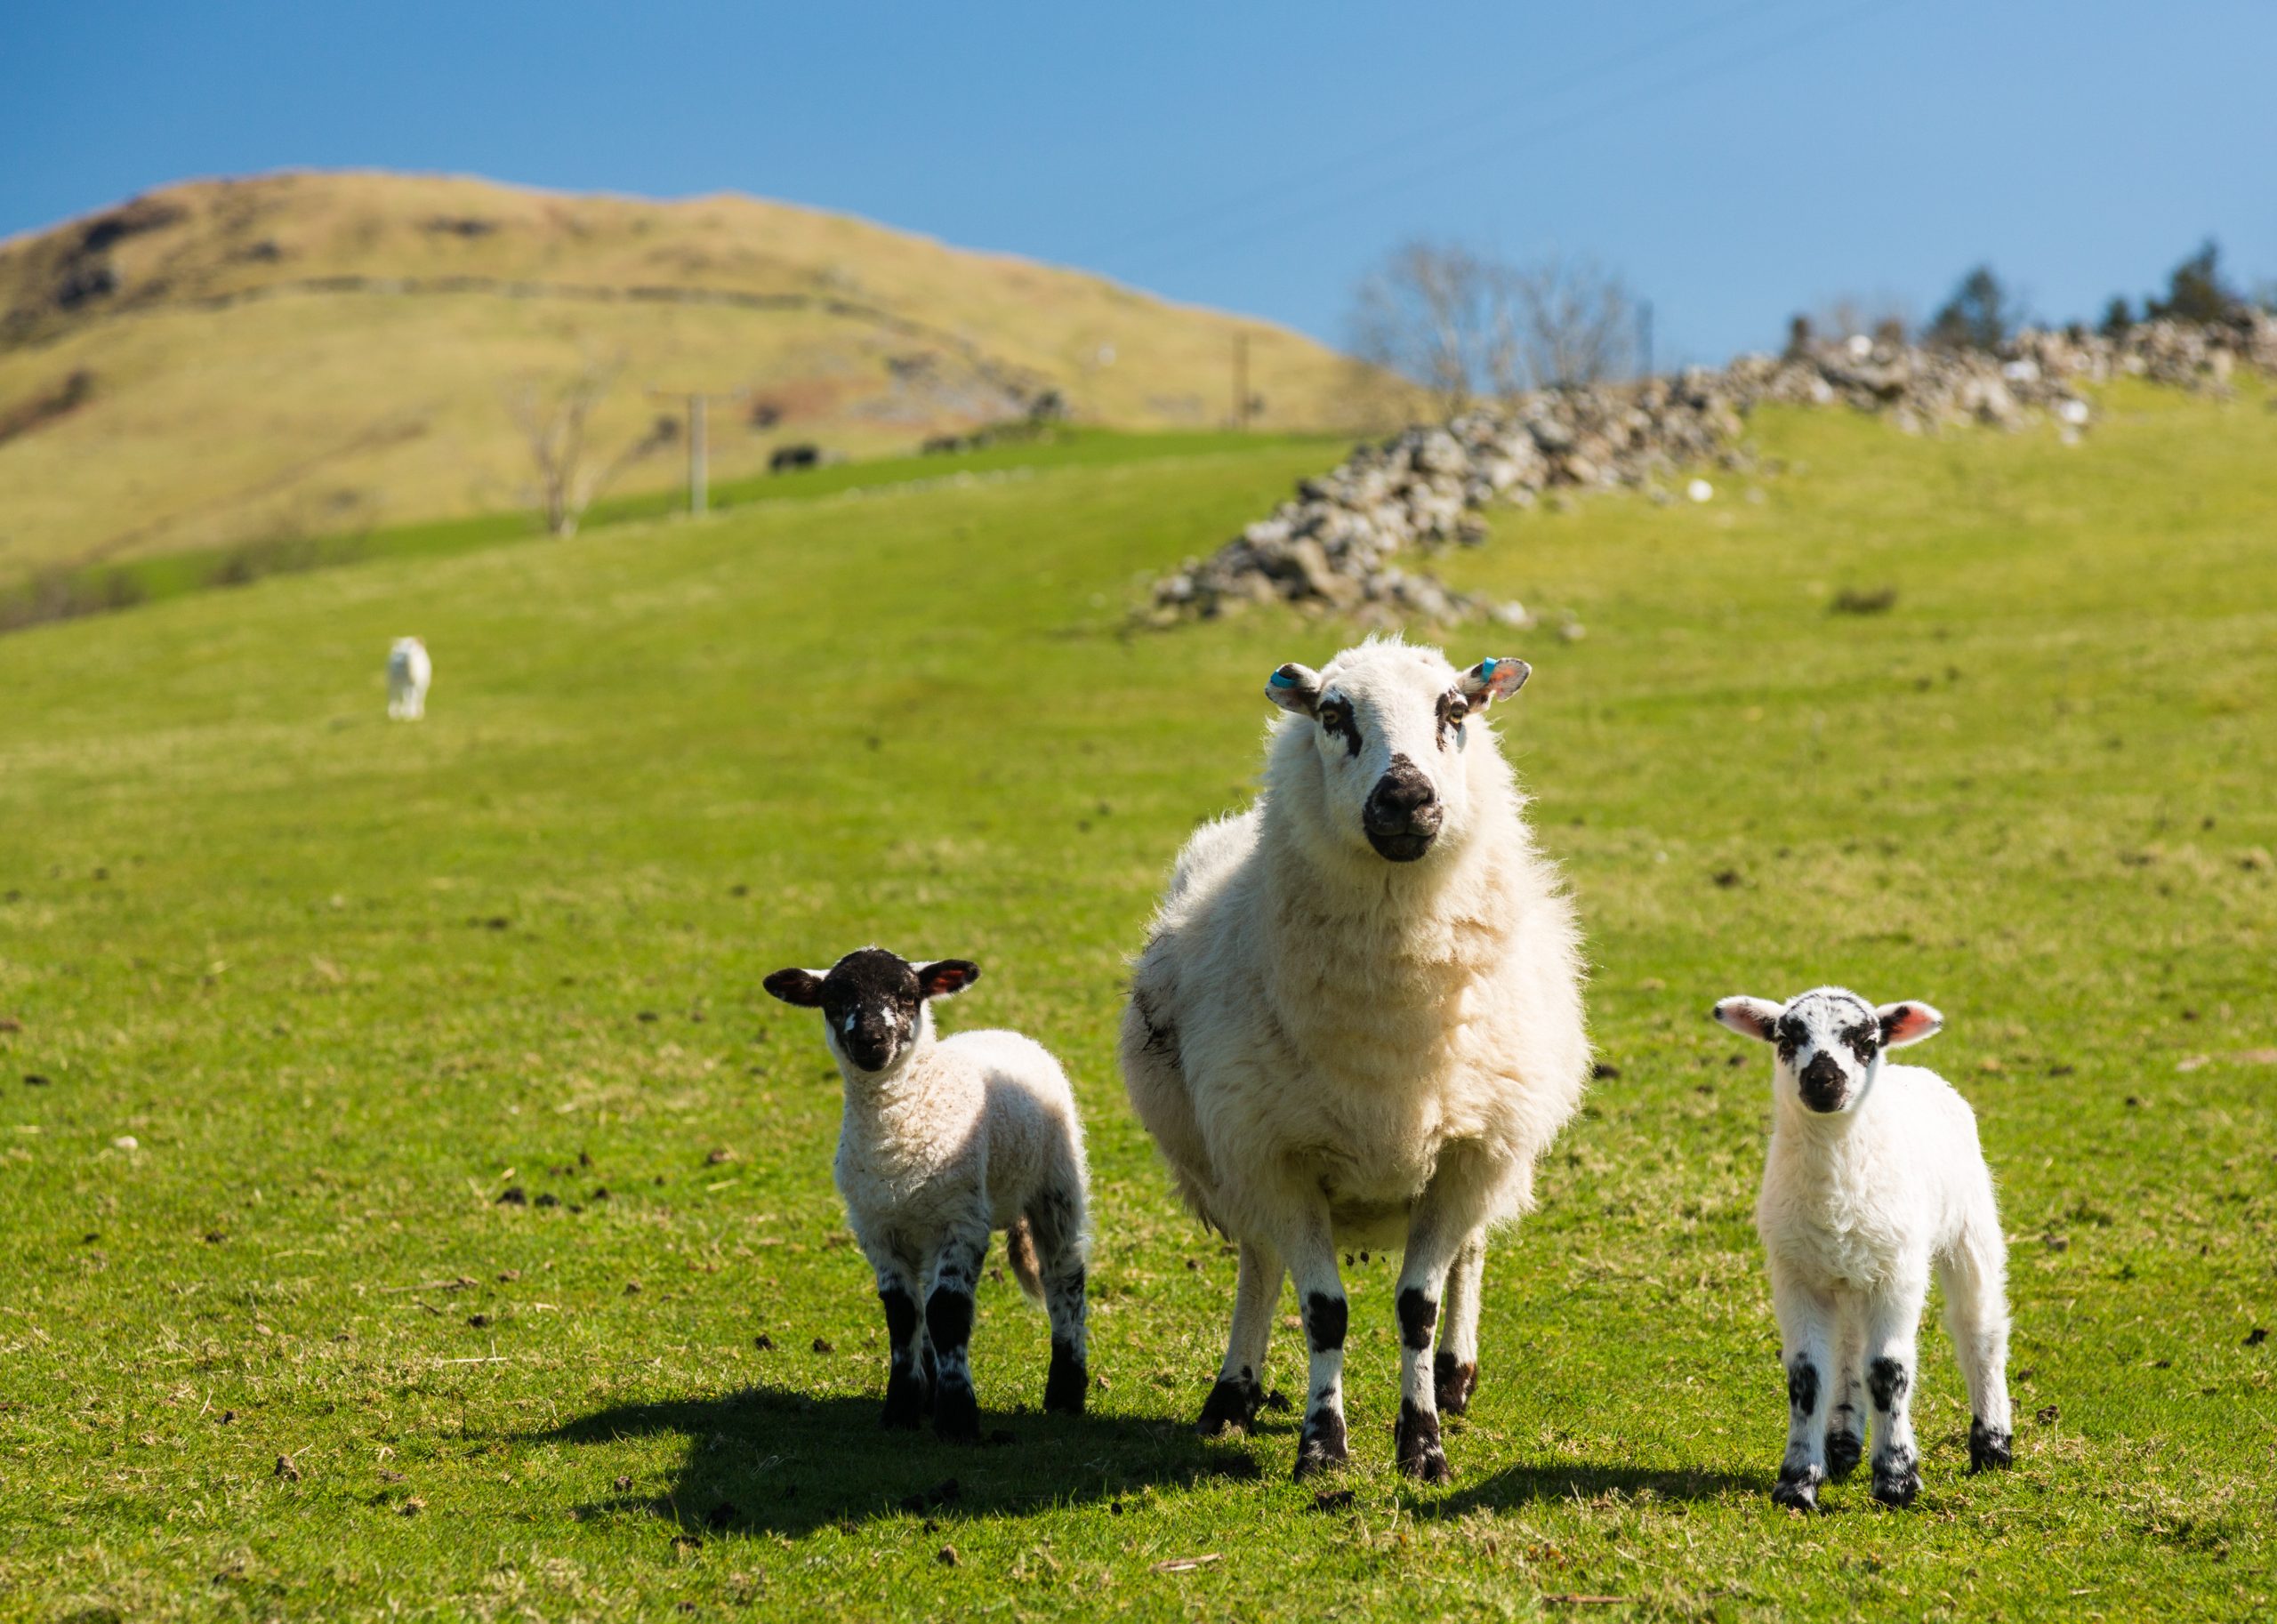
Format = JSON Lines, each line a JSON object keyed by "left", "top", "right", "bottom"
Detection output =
{"left": 1004, "top": 1218, "right": 1047, "bottom": 1307}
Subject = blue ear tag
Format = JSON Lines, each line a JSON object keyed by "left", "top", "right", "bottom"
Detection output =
{"left": 1269, "top": 670, "right": 1296, "bottom": 687}
{"left": 1478, "top": 658, "right": 1498, "bottom": 679}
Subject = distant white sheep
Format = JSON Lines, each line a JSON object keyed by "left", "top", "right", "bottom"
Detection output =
{"left": 386, "top": 637, "right": 430, "bottom": 720}
{"left": 767, "top": 948, "right": 1090, "bottom": 1440}
{"left": 1714, "top": 986, "right": 2013, "bottom": 1510}
{"left": 1122, "top": 637, "right": 1589, "bottom": 1482}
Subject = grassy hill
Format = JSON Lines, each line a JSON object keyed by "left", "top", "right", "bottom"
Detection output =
{"left": 0, "top": 171, "right": 1375, "bottom": 584}
{"left": 0, "top": 388, "right": 2271, "bottom": 1620}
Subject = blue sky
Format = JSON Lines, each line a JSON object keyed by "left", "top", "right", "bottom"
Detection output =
{"left": 4, "top": 0, "right": 2271, "bottom": 365}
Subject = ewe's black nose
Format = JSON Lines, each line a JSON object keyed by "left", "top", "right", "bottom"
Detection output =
{"left": 1364, "top": 756, "right": 1441, "bottom": 833}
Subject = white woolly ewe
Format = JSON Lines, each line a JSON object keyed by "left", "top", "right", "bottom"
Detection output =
{"left": 767, "top": 949, "right": 1090, "bottom": 1440}
{"left": 1122, "top": 636, "right": 1589, "bottom": 1483}
{"left": 1715, "top": 986, "right": 2013, "bottom": 1511}
{"left": 386, "top": 637, "right": 430, "bottom": 720}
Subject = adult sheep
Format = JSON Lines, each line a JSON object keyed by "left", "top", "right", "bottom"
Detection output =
{"left": 1121, "top": 637, "right": 1588, "bottom": 1482}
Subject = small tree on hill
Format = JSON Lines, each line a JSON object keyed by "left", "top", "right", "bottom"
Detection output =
{"left": 2097, "top": 295, "right": 2134, "bottom": 338}
{"left": 1923, "top": 265, "right": 2020, "bottom": 352}
{"left": 507, "top": 356, "right": 677, "bottom": 537}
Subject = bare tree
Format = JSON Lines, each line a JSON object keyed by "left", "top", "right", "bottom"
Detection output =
{"left": 506, "top": 356, "right": 676, "bottom": 536}
{"left": 1348, "top": 241, "right": 1637, "bottom": 413}
{"left": 1505, "top": 254, "right": 1637, "bottom": 388}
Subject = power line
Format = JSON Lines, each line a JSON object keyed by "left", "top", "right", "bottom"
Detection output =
{"left": 1068, "top": 0, "right": 1808, "bottom": 264}
{"left": 1112, "top": 0, "right": 1912, "bottom": 276}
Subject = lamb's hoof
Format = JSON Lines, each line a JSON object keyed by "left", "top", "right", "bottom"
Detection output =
{"left": 1433, "top": 1352, "right": 1477, "bottom": 1417}
{"left": 1196, "top": 1375, "right": 1264, "bottom": 1437}
{"left": 1771, "top": 1471, "right": 1821, "bottom": 1514}
{"left": 1291, "top": 1412, "right": 1350, "bottom": 1481}
{"left": 1396, "top": 1401, "right": 1452, "bottom": 1483}
{"left": 1824, "top": 1429, "right": 1863, "bottom": 1481}
{"left": 1871, "top": 1464, "right": 1920, "bottom": 1507}
{"left": 1968, "top": 1419, "right": 2013, "bottom": 1474}
{"left": 881, "top": 1370, "right": 931, "bottom": 1430}
{"left": 1043, "top": 1345, "right": 1088, "bottom": 1417}
{"left": 933, "top": 1385, "right": 982, "bottom": 1444}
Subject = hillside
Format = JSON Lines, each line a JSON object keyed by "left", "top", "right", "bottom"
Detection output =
{"left": 0, "top": 387, "right": 2271, "bottom": 1618}
{"left": 0, "top": 171, "right": 1373, "bottom": 582}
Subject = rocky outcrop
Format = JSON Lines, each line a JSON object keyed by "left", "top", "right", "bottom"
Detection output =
{"left": 1149, "top": 312, "right": 2277, "bottom": 626}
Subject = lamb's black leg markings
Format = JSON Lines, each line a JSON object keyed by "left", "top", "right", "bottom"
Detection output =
{"left": 1198, "top": 1364, "right": 1265, "bottom": 1435}
{"left": 1393, "top": 1289, "right": 1451, "bottom": 1483}
{"left": 1026, "top": 1186, "right": 1090, "bottom": 1417}
{"left": 1867, "top": 1355, "right": 1919, "bottom": 1507}
{"left": 1825, "top": 1403, "right": 1864, "bottom": 1481}
{"left": 1967, "top": 1417, "right": 2013, "bottom": 1474}
{"left": 1433, "top": 1349, "right": 1477, "bottom": 1417}
{"left": 1773, "top": 1357, "right": 1826, "bottom": 1511}
{"left": 879, "top": 1282, "right": 930, "bottom": 1429}
{"left": 927, "top": 1232, "right": 988, "bottom": 1443}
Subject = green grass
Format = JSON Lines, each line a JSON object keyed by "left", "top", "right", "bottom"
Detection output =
{"left": 1, "top": 382, "right": 2272, "bottom": 1620}
{"left": 2, "top": 426, "right": 1342, "bottom": 631}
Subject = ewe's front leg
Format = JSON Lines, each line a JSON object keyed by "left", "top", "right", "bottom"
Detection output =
{"left": 1769, "top": 1265, "right": 1838, "bottom": 1511}
{"left": 1434, "top": 1230, "right": 1486, "bottom": 1417}
{"left": 925, "top": 1221, "right": 992, "bottom": 1443}
{"left": 1864, "top": 1286, "right": 1926, "bottom": 1507}
{"left": 1198, "top": 1238, "right": 1283, "bottom": 1435}
{"left": 1392, "top": 1199, "right": 1476, "bottom": 1484}
{"left": 1280, "top": 1208, "right": 1350, "bottom": 1481}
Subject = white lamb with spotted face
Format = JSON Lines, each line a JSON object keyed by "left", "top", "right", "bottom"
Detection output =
{"left": 1714, "top": 986, "right": 2014, "bottom": 1511}
{"left": 1122, "top": 636, "right": 1589, "bottom": 1483}
{"left": 766, "top": 949, "right": 1090, "bottom": 1442}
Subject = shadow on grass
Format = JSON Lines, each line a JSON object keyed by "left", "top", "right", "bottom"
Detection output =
{"left": 535, "top": 1381, "right": 1273, "bottom": 1539}
{"left": 1437, "top": 1458, "right": 1759, "bottom": 1515}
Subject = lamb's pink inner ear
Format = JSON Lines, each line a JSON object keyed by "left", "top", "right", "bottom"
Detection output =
{"left": 918, "top": 960, "right": 980, "bottom": 999}
{"left": 1878, "top": 1001, "right": 1943, "bottom": 1048}
{"left": 1712, "top": 997, "right": 1782, "bottom": 1042}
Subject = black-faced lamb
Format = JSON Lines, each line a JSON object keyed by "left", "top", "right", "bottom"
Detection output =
{"left": 1121, "top": 637, "right": 1590, "bottom": 1482}
{"left": 766, "top": 948, "right": 1089, "bottom": 1439}
{"left": 1714, "top": 986, "right": 2013, "bottom": 1510}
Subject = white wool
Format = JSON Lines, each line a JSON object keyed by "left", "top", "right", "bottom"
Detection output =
{"left": 386, "top": 637, "right": 430, "bottom": 720}
{"left": 1122, "top": 636, "right": 1589, "bottom": 1480}
{"left": 1716, "top": 985, "right": 2013, "bottom": 1510}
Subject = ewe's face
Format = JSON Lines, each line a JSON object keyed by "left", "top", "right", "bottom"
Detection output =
{"left": 763, "top": 949, "right": 978, "bottom": 1075}
{"left": 1713, "top": 987, "right": 1943, "bottom": 1116}
{"left": 1267, "top": 645, "right": 1529, "bottom": 864}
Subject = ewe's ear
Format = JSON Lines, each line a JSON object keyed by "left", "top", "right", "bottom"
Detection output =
{"left": 1878, "top": 1001, "right": 1943, "bottom": 1049}
{"left": 1266, "top": 662, "right": 1322, "bottom": 717}
{"left": 917, "top": 960, "right": 980, "bottom": 1000}
{"left": 763, "top": 969, "right": 827, "bottom": 1007}
{"left": 1458, "top": 656, "right": 1531, "bottom": 708}
{"left": 1712, "top": 996, "right": 1784, "bottom": 1042}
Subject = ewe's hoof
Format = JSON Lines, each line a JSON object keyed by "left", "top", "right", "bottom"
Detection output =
{"left": 1824, "top": 1429, "right": 1863, "bottom": 1481}
{"left": 1043, "top": 1349, "right": 1088, "bottom": 1417}
{"left": 1771, "top": 1473, "right": 1821, "bottom": 1513}
{"left": 1968, "top": 1419, "right": 2013, "bottom": 1474}
{"left": 1396, "top": 1400, "right": 1452, "bottom": 1483}
{"left": 1196, "top": 1375, "right": 1264, "bottom": 1437}
{"left": 1433, "top": 1353, "right": 1477, "bottom": 1417}
{"left": 1871, "top": 1467, "right": 1920, "bottom": 1507}
{"left": 1291, "top": 1412, "right": 1350, "bottom": 1481}
{"left": 933, "top": 1386, "right": 982, "bottom": 1444}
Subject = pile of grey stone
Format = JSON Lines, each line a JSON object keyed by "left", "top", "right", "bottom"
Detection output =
{"left": 1147, "top": 310, "right": 2277, "bottom": 627}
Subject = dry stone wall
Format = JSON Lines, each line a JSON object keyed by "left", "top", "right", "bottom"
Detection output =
{"left": 1148, "top": 312, "right": 2277, "bottom": 628}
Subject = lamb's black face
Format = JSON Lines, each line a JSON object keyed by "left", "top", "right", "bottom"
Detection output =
{"left": 763, "top": 949, "right": 979, "bottom": 1074}
{"left": 1772, "top": 990, "right": 1882, "bottom": 1113}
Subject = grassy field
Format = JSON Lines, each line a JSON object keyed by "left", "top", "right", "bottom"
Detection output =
{"left": 1, "top": 387, "right": 2272, "bottom": 1620}
{"left": 0, "top": 171, "right": 1382, "bottom": 583}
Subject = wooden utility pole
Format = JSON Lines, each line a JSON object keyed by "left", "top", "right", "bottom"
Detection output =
{"left": 1233, "top": 333, "right": 1250, "bottom": 430}
{"left": 648, "top": 388, "right": 745, "bottom": 516}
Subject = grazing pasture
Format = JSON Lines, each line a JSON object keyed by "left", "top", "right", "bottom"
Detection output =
{"left": 0, "top": 384, "right": 2271, "bottom": 1620}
